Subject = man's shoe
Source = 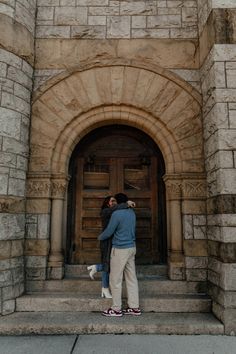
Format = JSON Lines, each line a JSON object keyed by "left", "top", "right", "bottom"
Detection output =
{"left": 102, "top": 308, "right": 123, "bottom": 317}
{"left": 123, "top": 307, "right": 141, "bottom": 316}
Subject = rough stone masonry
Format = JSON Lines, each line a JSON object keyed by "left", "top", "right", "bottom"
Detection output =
{"left": 0, "top": 0, "right": 235, "bottom": 334}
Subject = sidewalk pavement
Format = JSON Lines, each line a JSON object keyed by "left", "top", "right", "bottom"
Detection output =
{"left": 0, "top": 334, "right": 236, "bottom": 354}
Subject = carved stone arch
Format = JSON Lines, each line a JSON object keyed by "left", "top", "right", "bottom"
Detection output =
{"left": 30, "top": 64, "right": 203, "bottom": 176}
{"left": 28, "top": 63, "right": 205, "bottom": 280}
{"left": 33, "top": 58, "right": 201, "bottom": 104}
{"left": 51, "top": 106, "right": 180, "bottom": 175}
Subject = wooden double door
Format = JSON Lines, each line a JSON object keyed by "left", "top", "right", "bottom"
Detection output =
{"left": 67, "top": 126, "right": 166, "bottom": 265}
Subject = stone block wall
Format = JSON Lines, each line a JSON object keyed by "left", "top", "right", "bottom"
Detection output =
{"left": 0, "top": 50, "right": 33, "bottom": 315}
{"left": 0, "top": 1, "right": 36, "bottom": 315}
{"left": 25, "top": 188, "right": 51, "bottom": 281}
{"left": 198, "top": 0, "right": 236, "bottom": 34}
{"left": 0, "top": 0, "right": 36, "bottom": 34}
{"left": 199, "top": 0, "right": 236, "bottom": 334}
{"left": 36, "top": 0, "right": 198, "bottom": 39}
{"left": 183, "top": 211, "right": 208, "bottom": 282}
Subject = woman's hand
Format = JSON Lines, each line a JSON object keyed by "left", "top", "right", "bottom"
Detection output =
{"left": 127, "top": 200, "right": 136, "bottom": 208}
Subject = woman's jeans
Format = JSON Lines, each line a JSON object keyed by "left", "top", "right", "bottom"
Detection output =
{"left": 96, "top": 264, "right": 109, "bottom": 288}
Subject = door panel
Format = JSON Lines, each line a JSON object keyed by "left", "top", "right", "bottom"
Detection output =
{"left": 70, "top": 127, "right": 164, "bottom": 264}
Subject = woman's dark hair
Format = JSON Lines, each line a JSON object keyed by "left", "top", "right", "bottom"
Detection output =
{"left": 101, "top": 196, "right": 113, "bottom": 210}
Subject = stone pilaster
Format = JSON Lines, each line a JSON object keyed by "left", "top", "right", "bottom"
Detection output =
{"left": 164, "top": 174, "right": 207, "bottom": 281}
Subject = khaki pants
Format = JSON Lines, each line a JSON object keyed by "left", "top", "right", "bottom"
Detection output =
{"left": 110, "top": 247, "right": 139, "bottom": 311}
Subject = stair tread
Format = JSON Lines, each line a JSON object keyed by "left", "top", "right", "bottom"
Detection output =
{"left": 21, "top": 293, "right": 210, "bottom": 299}
{"left": 0, "top": 312, "right": 223, "bottom": 335}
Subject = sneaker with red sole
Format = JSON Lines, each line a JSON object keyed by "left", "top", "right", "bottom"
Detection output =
{"left": 102, "top": 308, "right": 123, "bottom": 317}
{"left": 123, "top": 307, "right": 141, "bottom": 316}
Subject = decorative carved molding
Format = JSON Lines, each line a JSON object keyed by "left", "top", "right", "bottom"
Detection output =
{"left": 164, "top": 174, "right": 207, "bottom": 200}
{"left": 26, "top": 174, "right": 69, "bottom": 199}
{"left": 0, "top": 197, "right": 24, "bottom": 212}
{"left": 165, "top": 180, "right": 182, "bottom": 200}
{"left": 182, "top": 180, "right": 207, "bottom": 199}
{"left": 51, "top": 180, "right": 67, "bottom": 199}
{"left": 26, "top": 180, "right": 50, "bottom": 198}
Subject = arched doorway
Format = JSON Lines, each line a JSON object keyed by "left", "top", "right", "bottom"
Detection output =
{"left": 66, "top": 125, "right": 167, "bottom": 265}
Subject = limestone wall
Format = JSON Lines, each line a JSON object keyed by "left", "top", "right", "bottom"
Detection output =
{"left": 0, "top": 0, "right": 36, "bottom": 34}
{"left": 198, "top": 0, "right": 236, "bottom": 35}
{"left": 0, "top": 0, "right": 36, "bottom": 65}
{"left": 201, "top": 45, "right": 236, "bottom": 334}
{"left": 0, "top": 1, "right": 35, "bottom": 315}
{"left": 183, "top": 210, "right": 208, "bottom": 282}
{"left": 36, "top": 0, "right": 198, "bottom": 39}
{"left": 0, "top": 49, "right": 33, "bottom": 315}
{"left": 197, "top": 2, "right": 236, "bottom": 333}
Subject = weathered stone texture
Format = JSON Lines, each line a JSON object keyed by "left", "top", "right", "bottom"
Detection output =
{"left": 0, "top": 49, "right": 33, "bottom": 200}
{"left": 35, "top": 39, "right": 199, "bottom": 74}
{"left": 200, "top": 1, "right": 236, "bottom": 325}
{"left": 0, "top": 44, "right": 33, "bottom": 314}
{"left": 183, "top": 214, "right": 206, "bottom": 240}
{"left": 201, "top": 46, "right": 236, "bottom": 199}
{"left": 36, "top": 0, "right": 198, "bottom": 39}
{"left": 208, "top": 241, "right": 236, "bottom": 263}
{"left": 0, "top": 0, "right": 36, "bottom": 35}
{"left": 25, "top": 213, "right": 50, "bottom": 240}
{"left": 184, "top": 240, "right": 208, "bottom": 257}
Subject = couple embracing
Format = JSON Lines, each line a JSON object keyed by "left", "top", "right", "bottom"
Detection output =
{"left": 87, "top": 193, "right": 141, "bottom": 317}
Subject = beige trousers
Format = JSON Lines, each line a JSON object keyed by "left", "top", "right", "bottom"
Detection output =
{"left": 110, "top": 247, "right": 139, "bottom": 311}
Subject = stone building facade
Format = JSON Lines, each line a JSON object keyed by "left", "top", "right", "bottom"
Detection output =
{"left": 0, "top": 0, "right": 235, "bottom": 334}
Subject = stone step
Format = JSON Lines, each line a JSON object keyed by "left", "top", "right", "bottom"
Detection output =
{"left": 0, "top": 312, "right": 224, "bottom": 335}
{"left": 26, "top": 278, "right": 207, "bottom": 295}
{"left": 16, "top": 294, "right": 211, "bottom": 313}
{"left": 65, "top": 264, "right": 168, "bottom": 278}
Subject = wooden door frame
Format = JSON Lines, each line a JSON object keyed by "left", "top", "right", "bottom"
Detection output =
{"left": 66, "top": 125, "right": 167, "bottom": 264}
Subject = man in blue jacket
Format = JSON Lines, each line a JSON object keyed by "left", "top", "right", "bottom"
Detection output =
{"left": 98, "top": 193, "right": 141, "bottom": 317}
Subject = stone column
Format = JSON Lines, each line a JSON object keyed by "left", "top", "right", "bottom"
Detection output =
{"left": 48, "top": 176, "right": 68, "bottom": 279}
{"left": 164, "top": 176, "right": 185, "bottom": 280}
{"left": 0, "top": 0, "right": 36, "bottom": 315}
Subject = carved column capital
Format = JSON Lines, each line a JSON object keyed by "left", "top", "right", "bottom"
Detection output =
{"left": 163, "top": 175, "right": 182, "bottom": 200}
{"left": 51, "top": 175, "right": 69, "bottom": 199}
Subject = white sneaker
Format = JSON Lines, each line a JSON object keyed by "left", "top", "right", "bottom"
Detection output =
{"left": 87, "top": 265, "right": 97, "bottom": 280}
{"left": 101, "top": 288, "right": 112, "bottom": 298}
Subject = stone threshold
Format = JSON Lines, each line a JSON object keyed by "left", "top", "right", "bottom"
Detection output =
{"left": 0, "top": 312, "right": 224, "bottom": 335}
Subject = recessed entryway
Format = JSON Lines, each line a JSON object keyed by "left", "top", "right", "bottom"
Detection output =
{"left": 66, "top": 125, "right": 167, "bottom": 265}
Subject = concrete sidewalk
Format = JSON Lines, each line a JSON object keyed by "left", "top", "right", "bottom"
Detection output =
{"left": 0, "top": 334, "right": 236, "bottom": 354}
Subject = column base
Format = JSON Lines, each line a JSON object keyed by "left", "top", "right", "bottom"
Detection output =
{"left": 48, "top": 252, "right": 64, "bottom": 263}
{"left": 168, "top": 252, "right": 185, "bottom": 280}
{"left": 47, "top": 262, "right": 64, "bottom": 280}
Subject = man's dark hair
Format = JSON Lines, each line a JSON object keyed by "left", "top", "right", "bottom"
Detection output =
{"left": 115, "top": 193, "right": 128, "bottom": 204}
